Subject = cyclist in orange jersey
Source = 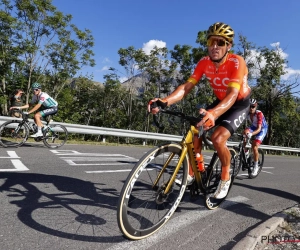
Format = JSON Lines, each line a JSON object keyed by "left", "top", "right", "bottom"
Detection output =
{"left": 148, "top": 22, "right": 251, "bottom": 199}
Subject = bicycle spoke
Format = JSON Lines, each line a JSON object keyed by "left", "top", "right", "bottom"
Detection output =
{"left": 43, "top": 124, "right": 68, "bottom": 148}
{"left": 117, "top": 144, "right": 187, "bottom": 240}
{"left": 0, "top": 121, "right": 28, "bottom": 147}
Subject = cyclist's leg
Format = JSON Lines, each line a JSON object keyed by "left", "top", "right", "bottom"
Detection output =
{"left": 33, "top": 107, "right": 58, "bottom": 136}
{"left": 31, "top": 111, "right": 44, "bottom": 137}
{"left": 211, "top": 97, "right": 250, "bottom": 198}
{"left": 193, "top": 99, "right": 221, "bottom": 172}
{"left": 40, "top": 106, "right": 58, "bottom": 120}
{"left": 253, "top": 127, "right": 267, "bottom": 163}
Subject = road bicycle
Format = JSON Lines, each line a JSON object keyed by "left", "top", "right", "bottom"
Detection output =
{"left": 117, "top": 109, "right": 237, "bottom": 240}
{"left": 0, "top": 110, "right": 68, "bottom": 148}
{"left": 231, "top": 133, "right": 264, "bottom": 178}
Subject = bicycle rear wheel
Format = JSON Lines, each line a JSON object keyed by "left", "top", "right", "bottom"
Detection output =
{"left": 0, "top": 121, "right": 29, "bottom": 147}
{"left": 117, "top": 143, "right": 188, "bottom": 240}
{"left": 43, "top": 124, "right": 68, "bottom": 148}
{"left": 248, "top": 148, "right": 264, "bottom": 179}
{"left": 204, "top": 148, "right": 236, "bottom": 210}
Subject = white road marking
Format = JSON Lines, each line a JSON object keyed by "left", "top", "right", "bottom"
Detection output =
{"left": 108, "top": 196, "right": 249, "bottom": 250}
{"left": 86, "top": 169, "right": 132, "bottom": 173}
{"left": 51, "top": 150, "right": 138, "bottom": 169}
{"left": 65, "top": 160, "right": 132, "bottom": 166}
{"left": 0, "top": 151, "right": 20, "bottom": 158}
{"left": 261, "top": 170, "right": 274, "bottom": 174}
{"left": 0, "top": 151, "right": 29, "bottom": 172}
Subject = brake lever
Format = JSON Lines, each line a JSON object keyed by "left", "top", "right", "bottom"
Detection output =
{"left": 197, "top": 113, "right": 205, "bottom": 138}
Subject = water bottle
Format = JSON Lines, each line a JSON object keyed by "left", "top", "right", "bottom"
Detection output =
{"left": 196, "top": 153, "right": 205, "bottom": 172}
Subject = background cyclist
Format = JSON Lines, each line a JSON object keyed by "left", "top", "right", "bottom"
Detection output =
{"left": 148, "top": 22, "right": 251, "bottom": 199}
{"left": 244, "top": 99, "right": 268, "bottom": 175}
{"left": 9, "top": 89, "right": 24, "bottom": 118}
{"left": 10, "top": 82, "right": 58, "bottom": 137}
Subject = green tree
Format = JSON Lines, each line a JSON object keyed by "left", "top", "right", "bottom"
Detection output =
{"left": 0, "top": 0, "right": 95, "bottom": 114}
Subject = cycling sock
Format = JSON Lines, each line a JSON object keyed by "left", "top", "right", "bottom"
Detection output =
{"left": 221, "top": 166, "right": 230, "bottom": 181}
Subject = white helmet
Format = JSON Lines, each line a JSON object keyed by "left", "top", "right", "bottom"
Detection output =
{"left": 250, "top": 99, "right": 257, "bottom": 105}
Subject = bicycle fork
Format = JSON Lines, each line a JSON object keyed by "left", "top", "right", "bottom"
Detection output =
{"left": 152, "top": 146, "right": 188, "bottom": 195}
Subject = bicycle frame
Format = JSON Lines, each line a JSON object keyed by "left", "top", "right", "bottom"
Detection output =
{"left": 152, "top": 124, "right": 206, "bottom": 196}
{"left": 235, "top": 135, "right": 252, "bottom": 168}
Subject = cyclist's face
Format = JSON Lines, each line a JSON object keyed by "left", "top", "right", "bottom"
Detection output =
{"left": 33, "top": 88, "right": 41, "bottom": 95}
{"left": 250, "top": 105, "right": 257, "bottom": 113}
{"left": 207, "top": 36, "right": 231, "bottom": 62}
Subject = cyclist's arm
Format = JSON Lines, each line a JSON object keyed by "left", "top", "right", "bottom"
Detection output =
{"left": 251, "top": 124, "right": 262, "bottom": 136}
{"left": 28, "top": 103, "right": 42, "bottom": 114}
{"left": 252, "top": 112, "right": 263, "bottom": 135}
{"left": 162, "top": 81, "right": 195, "bottom": 106}
{"left": 163, "top": 61, "right": 205, "bottom": 105}
{"left": 9, "top": 103, "right": 30, "bottom": 110}
{"left": 209, "top": 86, "right": 239, "bottom": 118}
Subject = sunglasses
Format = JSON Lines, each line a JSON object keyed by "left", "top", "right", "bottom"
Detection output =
{"left": 250, "top": 106, "right": 256, "bottom": 109}
{"left": 207, "top": 38, "right": 229, "bottom": 47}
{"left": 33, "top": 88, "right": 39, "bottom": 91}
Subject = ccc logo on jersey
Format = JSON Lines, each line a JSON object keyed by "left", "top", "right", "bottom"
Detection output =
{"left": 206, "top": 76, "right": 229, "bottom": 87}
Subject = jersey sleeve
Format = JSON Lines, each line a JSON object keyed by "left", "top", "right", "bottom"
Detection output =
{"left": 38, "top": 93, "right": 46, "bottom": 105}
{"left": 256, "top": 111, "right": 263, "bottom": 125}
{"left": 227, "top": 55, "right": 247, "bottom": 91}
{"left": 186, "top": 58, "right": 207, "bottom": 85}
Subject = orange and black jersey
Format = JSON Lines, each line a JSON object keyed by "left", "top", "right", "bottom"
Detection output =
{"left": 187, "top": 54, "right": 251, "bottom": 101}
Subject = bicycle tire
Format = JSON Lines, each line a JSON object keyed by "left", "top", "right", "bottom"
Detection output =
{"left": 204, "top": 148, "right": 236, "bottom": 209}
{"left": 233, "top": 148, "right": 244, "bottom": 177}
{"left": 248, "top": 148, "right": 264, "bottom": 179}
{"left": 0, "top": 120, "right": 29, "bottom": 147}
{"left": 117, "top": 143, "right": 188, "bottom": 240}
{"left": 43, "top": 124, "right": 68, "bottom": 148}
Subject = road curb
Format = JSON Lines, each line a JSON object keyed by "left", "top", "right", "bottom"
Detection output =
{"left": 232, "top": 212, "right": 288, "bottom": 250}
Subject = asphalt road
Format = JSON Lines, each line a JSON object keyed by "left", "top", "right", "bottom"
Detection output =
{"left": 0, "top": 143, "right": 299, "bottom": 250}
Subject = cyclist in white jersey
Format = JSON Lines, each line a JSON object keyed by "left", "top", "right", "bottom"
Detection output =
{"left": 10, "top": 82, "right": 58, "bottom": 137}
{"left": 244, "top": 99, "right": 268, "bottom": 175}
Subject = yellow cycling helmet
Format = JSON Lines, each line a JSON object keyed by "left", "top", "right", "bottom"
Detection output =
{"left": 207, "top": 22, "right": 234, "bottom": 43}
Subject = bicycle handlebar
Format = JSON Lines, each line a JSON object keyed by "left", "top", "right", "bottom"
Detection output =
{"left": 151, "top": 108, "right": 205, "bottom": 135}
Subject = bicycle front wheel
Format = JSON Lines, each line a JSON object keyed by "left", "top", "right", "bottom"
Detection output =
{"left": 43, "top": 124, "right": 68, "bottom": 148}
{"left": 0, "top": 120, "right": 29, "bottom": 147}
{"left": 117, "top": 143, "right": 188, "bottom": 240}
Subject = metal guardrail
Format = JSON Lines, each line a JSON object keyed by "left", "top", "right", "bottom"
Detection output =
{"left": 0, "top": 116, "right": 299, "bottom": 153}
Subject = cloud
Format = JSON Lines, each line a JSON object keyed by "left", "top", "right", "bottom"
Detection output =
{"left": 281, "top": 67, "right": 300, "bottom": 81}
{"left": 96, "top": 66, "right": 110, "bottom": 72}
{"left": 119, "top": 76, "right": 128, "bottom": 83}
{"left": 247, "top": 42, "right": 300, "bottom": 80}
{"left": 142, "top": 40, "right": 166, "bottom": 55}
{"left": 102, "top": 57, "right": 111, "bottom": 63}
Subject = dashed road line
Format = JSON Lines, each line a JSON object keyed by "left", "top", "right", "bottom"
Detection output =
{"left": 0, "top": 151, "right": 29, "bottom": 172}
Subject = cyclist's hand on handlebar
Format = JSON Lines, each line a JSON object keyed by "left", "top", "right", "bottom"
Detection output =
{"left": 147, "top": 98, "right": 168, "bottom": 114}
{"left": 197, "top": 108, "right": 215, "bottom": 130}
{"left": 23, "top": 111, "right": 29, "bottom": 115}
{"left": 246, "top": 132, "right": 252, "bottom": 138}
{"left": 10, "top": 106, "right": 19, "bottom": 110}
